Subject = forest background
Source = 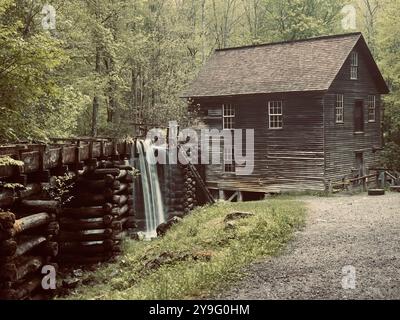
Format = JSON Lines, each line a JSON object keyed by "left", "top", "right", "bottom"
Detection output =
{"left": 0, "top": 0, "right": 399, "bottom": 169}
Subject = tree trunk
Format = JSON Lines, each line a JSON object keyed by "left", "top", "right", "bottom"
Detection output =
{"left": 91, "top": 45, "right": 101, "bottom": 137}
{"left": 15, "top": 236, "right": 47, "bottom": 258}
{"left": 57, "top": 229, "right": 113, "bottom": 242}
{"left": 0, "top": 276, "right": 42, "bottom": 300}
{"left": 13, "top": 212, "right": 53, "bottom": 234}
{"left": 0, "top": 256, "right": 45, "bottom": 282}
{"left": 20, "top": 200, "right": 59, "bottom": 213}
{"left": 0, "top": 212, "right": 16, "bottom": 229}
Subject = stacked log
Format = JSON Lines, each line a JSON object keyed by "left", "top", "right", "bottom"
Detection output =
{"left": 0, "top": 184, "right": 59, "bottom": 300}
{"left": 182, "top": 165, "right": 198, "bottom": 215}
{"left": 57, "top": 161, "right": 135, "bottom": 264}
{"left": 163, "top": 165, "right": 185, "bottom": 219}
{"left": 1, "top": 140, "right": 136, "bottom": 298}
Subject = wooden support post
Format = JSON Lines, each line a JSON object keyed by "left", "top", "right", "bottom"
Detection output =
{"left": 379, "top": 171, "right": 386, "bottom": 189}
{"left": 348, "top": 181, "right": 353, "bottom": 193}
{"left": 13, "top": 212, "right": 54, "bottom": 235}
{"left": 237, "top": 191, "right": 243, "bottom": 202}
{"left": 327, "top": 180, "right": 333, "bottom": 194}
{"left": 219, "top": 189, "right": 225, "bottom": 201}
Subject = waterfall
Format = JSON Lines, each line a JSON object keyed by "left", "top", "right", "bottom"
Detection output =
{"left": 136, "top": 139, "right": 166, "bottom": 239}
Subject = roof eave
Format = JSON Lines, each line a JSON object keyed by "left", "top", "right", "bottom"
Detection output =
{"left": 181, "top": 89, "right": 328, "bottom": 99}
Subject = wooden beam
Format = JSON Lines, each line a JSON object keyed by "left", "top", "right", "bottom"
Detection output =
{"left": 227, "top": 191, "right": 238, "bottom": 202}
{"left": 219, "top": 189, "right": 225, "bottom": 201}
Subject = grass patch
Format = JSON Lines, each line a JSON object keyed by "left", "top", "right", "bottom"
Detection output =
{"left": 64, "top": 199, "right": 306, "bottom": 300}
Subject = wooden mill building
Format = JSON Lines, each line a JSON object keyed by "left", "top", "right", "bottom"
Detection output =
{"left": 183, "top": 32, "right": 389, "bottom": 198}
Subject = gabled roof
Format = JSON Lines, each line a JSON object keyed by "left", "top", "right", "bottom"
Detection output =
{"left": 182, "top": 32, "right": 389, "bottom": 98}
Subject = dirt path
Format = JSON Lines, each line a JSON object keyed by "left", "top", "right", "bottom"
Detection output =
{"left": 217, "top": 193, "right": 400, "bottom": 300}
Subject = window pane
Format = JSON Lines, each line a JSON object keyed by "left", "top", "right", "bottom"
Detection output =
{"left": 268, "top": 101, "right": 283, "bottom": 128}
{"left": 223, "top": 104, "right": 235, "bottom": 129}
{"left": 368, "top": 95, "right": 376, "bottom": 122}
{"left": 336, "top": 94, "right": 344, "bottom": 123}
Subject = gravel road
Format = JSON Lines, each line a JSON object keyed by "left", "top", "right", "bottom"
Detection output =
{"left": 217, "top": 192, "right": 400, "bottom": 300}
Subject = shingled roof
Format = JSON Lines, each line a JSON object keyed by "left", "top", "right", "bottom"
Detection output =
{"left": 182, "top": 32, "right": 388, "bottom": 97}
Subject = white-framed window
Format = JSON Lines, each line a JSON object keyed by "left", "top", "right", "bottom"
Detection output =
{"left": 223, "top": 146, "right": 235, "bottom": 173}
{"left": 268, "top": 101, "right": 283, "bottom": 129}
{"left": 350, "top": 51, "right": 358, "bottom": 80}
{"left": 336, "top": 94, "right": 344, "bottom": 123}
{"left": 367, "top": 95, "right": 376, "bottom": 122}
{"left": 222, "top": 104, "right": 235, "bottom": 130}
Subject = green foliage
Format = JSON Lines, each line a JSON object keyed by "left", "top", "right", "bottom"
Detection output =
{"left": 0, "top": 156, "right": 24, "bottom": 167}
{"left": 380, "top": 142, "right": 400, "bottom": 171}
{"left": 45, "top": 173, "right": 75, "bottom": 206}
{"left": 64, "top": 199, "right": 306, "bottom": 300}
{"left": 263, "top": 0, "right": 346, "bottom": 41}
{"left": 0, "top": 183, "right": 25, "bottom": 190}
{"left": 0, "top": 0, "right": 398, "bottom": 157}
{"left": 0, "top": 0, "right": 84, "bottom": 142}
{"left": 375, "top": 0, "right": 400, "bottom": 170}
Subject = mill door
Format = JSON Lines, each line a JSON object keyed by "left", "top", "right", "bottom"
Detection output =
{"left": 354, "top": 100, "right": 364, "bottom": 132}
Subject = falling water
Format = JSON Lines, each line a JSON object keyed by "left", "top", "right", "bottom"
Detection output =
{"left": 136, "top": 139, "right": 166, "bottom": 239}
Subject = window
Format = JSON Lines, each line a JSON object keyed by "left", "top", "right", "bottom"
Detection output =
{"left": 367, "top": 95, "right": 376, "bottom": 122}
{"left": 223, "top": 104, "right": 235, "bottom": 129}
{"left": 336, "top": 94, "right": 344, "bottom": 123}
{"left": 268, "top": 101, "right": 283, "bottom": 129}
{"left": 350, "top": 51, "right": 358, "bottom": 80}
{"left": 223, "top": 146, "right": 235, "bottom": 173}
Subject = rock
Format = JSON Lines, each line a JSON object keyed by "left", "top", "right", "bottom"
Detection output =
{"left": 82, "top": 275, "right": 95, "bottom": 286}
{"left": 144, "top": 251, "right": 212, "bottom": 271}
{"left": 156, "top": 216, "right": 182, "bottom": 237}
{"left": 193, "top": 251, "right": 212, "bottom": 262}
{"left": 144, "top": 251, "right": 179, "bottom": 270}
{"left": 62, "top": 277, "right": 80, "bottom": 289}
{"left": 72, "top": 269, "right": 83, "bottom": 278}
{"left": 131, "top": 231, "right": 146, "bottom": 241}
{"left": 224, "top": 221, "right": 237, "bottom": 230}
{"left": 224, "top": 211, "right": 255, "bottom": 222}
{"left": 144, "top": 250, "right": 211, "bottom": 271}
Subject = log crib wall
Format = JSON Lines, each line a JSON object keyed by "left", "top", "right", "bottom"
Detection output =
{"left": 0, "top": 139, "right": 136, "bottom": 300}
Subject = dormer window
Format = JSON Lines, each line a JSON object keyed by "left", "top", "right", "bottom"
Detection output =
{"left": 350, "top": 51, "right": 358, "bottom": 80}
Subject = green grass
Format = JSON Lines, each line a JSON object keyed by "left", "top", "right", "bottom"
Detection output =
{"left": 64, "top": 199, "right": 306, "bottom": 300}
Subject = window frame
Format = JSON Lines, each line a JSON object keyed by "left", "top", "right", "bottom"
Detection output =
{"left": 350, "top": 51, "right": 359, "bottom": 80}
{"left": 367, "top": 95, "right": 376, "bottom": 123}
{"left": 223, "top": 146, "right": 235, "bottom": 174}
{"left": 268, "top": 101, "right": 283, "bottom": 129}
{"left": 222, "top": 104, "right": 235, "bottom": 130}
{"left": 336, "top": 94, "right": 344, "bottom": 124}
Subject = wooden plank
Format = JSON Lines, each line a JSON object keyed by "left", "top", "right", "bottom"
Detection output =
{"left": 20, "top": 151, "right": 41, "bottom": 173}
{"left": 117, "top": 141, "right": 126, "bottom": 156}
{"left": 91, "top": 141, "right": 102, "bottom": 158}
{"left": 61, "top": 145, "right": 77, "bottom": 164}
{"left": 104, "top": 142, "right": 114, "bottom": 157}
{"left": 44, "top": 148, "right": 61, "bottom": 169}
{"left": 78, "top": 143, "right": 90, "bottom": 161}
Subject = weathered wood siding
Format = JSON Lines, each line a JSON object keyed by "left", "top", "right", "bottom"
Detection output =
{"left": 193, "top": 92, "right": 326, "bottom": 192}
{"left": 324, "top": 42, "right": 382, "bottom": 182}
